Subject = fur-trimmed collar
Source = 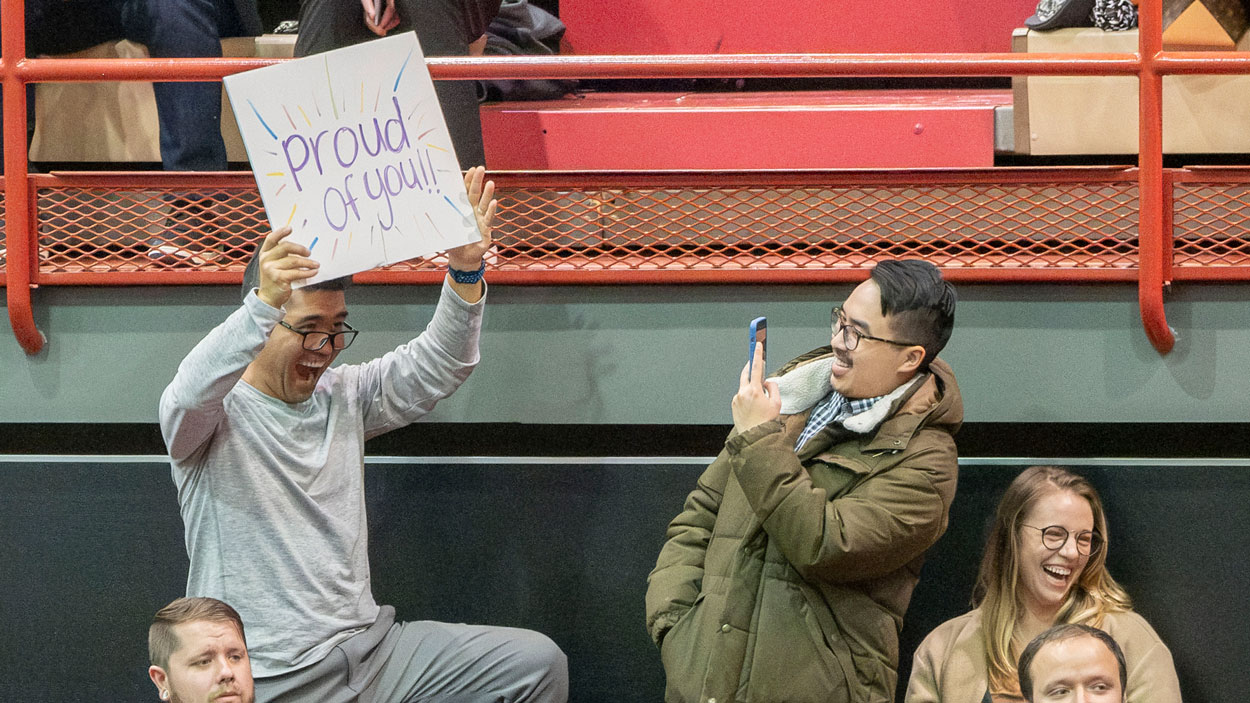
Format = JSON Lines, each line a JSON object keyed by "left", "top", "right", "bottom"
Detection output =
{"left": 770, "top": 357, "right": 925, "bottom": 434}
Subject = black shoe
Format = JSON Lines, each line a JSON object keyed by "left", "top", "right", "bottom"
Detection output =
{"left": 1026, "top": 0, "right": 1096, "bottom": 30}
{"left": 145, "top": 198, "right": 221, "bottom": 267}
{"left": 145, "top": 238, "right": 220, "bottom": 267}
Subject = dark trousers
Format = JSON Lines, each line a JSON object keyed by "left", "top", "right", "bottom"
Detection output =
{"left": 26, "top": 0, "right": 252, "bottom": 171}
{"left": 294, "top": 0, "right": 502, "bottom": 168}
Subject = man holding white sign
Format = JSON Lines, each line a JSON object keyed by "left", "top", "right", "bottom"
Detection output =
{"left": 159, "top": 167, "right": 569, "bottom": 703}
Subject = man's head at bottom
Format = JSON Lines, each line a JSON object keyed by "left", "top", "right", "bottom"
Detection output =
{"left": 148, "top": 597, "right": 254, "bottom": 703}
{"left": 1019, "top": 623, "right": 1127, "bottom": 703}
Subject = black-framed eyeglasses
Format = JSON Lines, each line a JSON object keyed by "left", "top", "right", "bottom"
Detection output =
{"left": 1021, "top": 524, "right": 1102, "bottom": 557}
{"left": 831, "top": 306, "right": 920, "bottom": 351}
{"left": 278, "top": 321, "right": 359, "bottom": 351}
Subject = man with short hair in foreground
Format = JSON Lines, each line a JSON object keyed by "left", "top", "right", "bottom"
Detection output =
{"left": 647, "top": 259, "right": 961, "bottom": 702}
{"left": 1019, "top": 623, "right": 1128, "bottom": 703}
{"left": 149, "top": 596, "right": 254, "bottom": 703}
{"left": 159, "top": 167, "right": 567, "bottom": 702}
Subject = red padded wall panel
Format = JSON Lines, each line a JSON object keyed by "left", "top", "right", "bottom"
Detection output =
{"left": 561, "top": 0, "right": 1037, "bottom": 55}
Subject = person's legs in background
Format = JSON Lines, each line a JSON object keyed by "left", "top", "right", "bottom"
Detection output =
{"left": 399, "top": 0, "right": 497, "bottom": 168}
{"left": 295, "top": 0, "right": 497, "bottom": 168}
{"left": 10, "top": 0, "right": 264, "bottom": 266}
{"left": 293, "top": 0, "right": 375, "bottom": 56}
{"left": 11, "top": 1, "right": 131, "bottom": 264}
{"left": 127, "top": 0, "right": 257, "bottom": 264}
{"left": 139, "top": 0, "right": 239, "bottom": 173}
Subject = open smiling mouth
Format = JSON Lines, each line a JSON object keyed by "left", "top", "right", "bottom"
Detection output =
{"left": 831, "top": 353, "right": 852, "bottom": 374}
{"left": 295, "top": 359, "right": 326, "bottom": 381}
{"left": 1042, "top": 564, "right": 1072, "bottom": 583}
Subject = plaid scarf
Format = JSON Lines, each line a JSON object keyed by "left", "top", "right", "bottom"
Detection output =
{"left": 794, "top": 390, "right": 886, "bottom": 452}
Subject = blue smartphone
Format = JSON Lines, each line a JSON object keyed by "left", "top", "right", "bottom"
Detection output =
{"left": 748, "top": 317, "right": 767, "bottom": 377}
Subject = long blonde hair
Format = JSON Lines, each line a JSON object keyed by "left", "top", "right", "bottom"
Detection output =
{"left": 971, "top": 466, "right": 1132, "bottom": 694}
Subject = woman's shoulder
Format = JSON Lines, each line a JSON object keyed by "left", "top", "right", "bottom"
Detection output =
{"left": 1099, "top": 610, "right": 1183, "bottom": 702}
{"left": 908, "top": 609, "right": 991, "bottom": 703}
{"left": 1101, "top": 610, "right": 1166, "bottom": 645}
{"left": 917, "top": 609, "right": 985, "bottom": 653}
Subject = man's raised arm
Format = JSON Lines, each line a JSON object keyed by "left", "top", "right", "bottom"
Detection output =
{"left": 354, "top": 167, "right": 497, "bottom": 437}
{"left": 159, "top": 228, "right": 319, "bottom": 461}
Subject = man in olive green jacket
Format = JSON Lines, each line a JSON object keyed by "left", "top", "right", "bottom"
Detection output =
{"left": 646, "top": 260, "right": 961, "bottom": 703}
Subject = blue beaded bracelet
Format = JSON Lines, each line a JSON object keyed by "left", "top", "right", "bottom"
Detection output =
{"left": 448, "top": 260, "right": 486, "bottom": 284}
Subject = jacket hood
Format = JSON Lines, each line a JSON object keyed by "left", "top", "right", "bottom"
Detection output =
{"left": 769, "top": 346, "right": 963, "bottom": 438}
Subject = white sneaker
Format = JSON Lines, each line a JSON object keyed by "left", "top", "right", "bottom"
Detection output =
{"left": 145, "top": 240, "right": 219, "bottom": 267}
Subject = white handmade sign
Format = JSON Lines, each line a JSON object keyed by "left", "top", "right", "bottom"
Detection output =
{"left": 224, "top": 32, "right": 477, "bottom": 284}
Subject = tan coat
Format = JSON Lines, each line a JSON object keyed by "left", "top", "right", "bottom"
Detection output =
{"left": 646, "top": 350, "right": 963, "bottom": 703}
{"left": 905, "top": 608, "right": 1183, "bottom": 703}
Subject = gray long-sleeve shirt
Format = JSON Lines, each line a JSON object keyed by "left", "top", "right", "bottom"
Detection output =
{"left": 159, "top": 280, "right": 484, "bottom": 677}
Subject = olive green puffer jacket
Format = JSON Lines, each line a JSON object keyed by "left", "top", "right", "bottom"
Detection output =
{"left": 646, "top": 348, "right": 963, "bottom": 703}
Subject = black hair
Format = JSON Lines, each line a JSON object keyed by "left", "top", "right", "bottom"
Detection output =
{"left": 869, "top": 259, "right": 956, "bottom": 368}
{"left": 1018, "top": 623, "right": 1127, "bottom": 703}
{"left": 241, "top": 239, "right": 351, "bottom": 303}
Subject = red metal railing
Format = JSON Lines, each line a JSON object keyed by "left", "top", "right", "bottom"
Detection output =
{"left": 2, "top": 0, "right": 1246, "bottom": 355}
{"left": 1136, "top": 0, "right": 1169, "bottom": 354}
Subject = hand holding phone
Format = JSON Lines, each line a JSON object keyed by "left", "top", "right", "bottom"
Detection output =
{"left": 748, "top": 317, "right": 767, "bottom": 380}
{"left": 733, "top": 316, "right": 780, "bottom": 433}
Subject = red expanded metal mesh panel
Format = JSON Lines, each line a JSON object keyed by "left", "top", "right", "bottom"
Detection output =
{"left": 1172, "top": 182, "right": 1250, "bottom": 268}
{"left": 489, "top": 181, "right": 1140, "bottom": 272}
{"left": 36, "top": 185, "right": 266, "bottom": 273}
{"left": 29, "top": 177, "right": 1144, "bottom": 276}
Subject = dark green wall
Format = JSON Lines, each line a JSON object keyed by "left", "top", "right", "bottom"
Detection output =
{"left": 1, "top": 458, "right": 1244, "bottom": 702}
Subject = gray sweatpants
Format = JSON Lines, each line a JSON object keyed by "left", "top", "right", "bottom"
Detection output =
{"left": 255, "top": 606, "right": 568, "bottom": 703}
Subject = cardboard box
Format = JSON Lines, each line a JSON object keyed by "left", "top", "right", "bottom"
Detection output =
{"left": 29, "top": 37, "right": 261, "bottom": 163}
{"left": 1012, "top": 27, "right": 1250, "bottom": 154}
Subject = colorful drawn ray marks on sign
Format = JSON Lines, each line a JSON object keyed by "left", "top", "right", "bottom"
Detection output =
{"left": 225, "top": 32, "right": 478, "bottom": 285}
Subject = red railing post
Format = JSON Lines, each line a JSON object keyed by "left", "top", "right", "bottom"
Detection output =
{"left": 2, "top": 0, "right": 46, "bottom": 354}
{"left": 1137, "top": 0, "right": 1176, "bottom": 354}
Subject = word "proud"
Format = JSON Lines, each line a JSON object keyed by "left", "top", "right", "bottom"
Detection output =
{"left": 283, "top": 96, "right": 412, "bottom": 192}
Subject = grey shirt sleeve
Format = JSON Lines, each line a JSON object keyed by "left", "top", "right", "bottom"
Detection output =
{"left": 355, "top": 278, "right": 486, "bottom": 439}
{"left": 158, "top": 290, "right": 282, "bottom": 462}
